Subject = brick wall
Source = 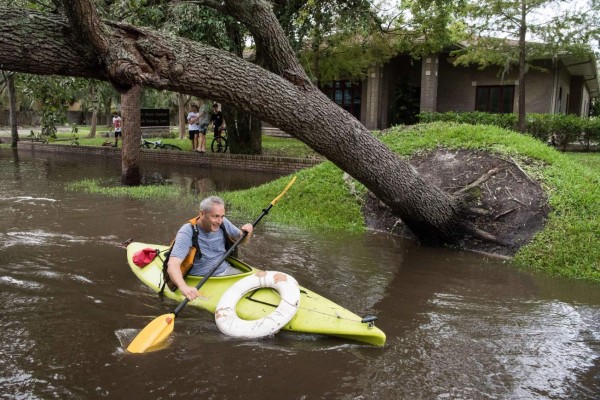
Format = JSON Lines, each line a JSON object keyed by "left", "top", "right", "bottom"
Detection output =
{"left": 17, "top": 141, "right": 321, "bottom": 174}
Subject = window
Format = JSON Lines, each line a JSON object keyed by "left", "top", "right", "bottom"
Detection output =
{"left": 475, "top": 86, "right": 515, "bottom": 113}
{"left": 319, "top": 80, "right": 361, "bottom": 120}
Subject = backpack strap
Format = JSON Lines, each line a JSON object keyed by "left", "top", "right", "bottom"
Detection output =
{"left": 190, "top": 217, "right": 201, "bottom": 259}
{"left": 158, "top": 242, "right": 174, "bottom": 295}
{"left": 159, "top": 216, "right": 202, "bottom": 294}
{"left": 220, "top": 223, "right": 238, "bottom": 257}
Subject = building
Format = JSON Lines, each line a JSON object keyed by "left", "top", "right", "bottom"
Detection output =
{"left": 321, "top": 47, "right": 599, "bottom": 130}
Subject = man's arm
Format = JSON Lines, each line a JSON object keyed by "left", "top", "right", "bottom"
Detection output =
{"left": 167, "top": 256, "right": 199, "bottom": 301}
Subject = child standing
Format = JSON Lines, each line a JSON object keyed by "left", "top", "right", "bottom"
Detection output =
{"left": 187, "top": 104, "right": 201, "bottom": 152}
{"left": 112, "top": 112, "right": 122, "bottom": 147}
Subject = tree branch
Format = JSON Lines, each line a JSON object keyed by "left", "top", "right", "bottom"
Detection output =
{"left": 507, "top": 157, "right": 536, "bottom": 184}
{"left": 220, "top": 0, "right": 312, "bottom": 87}
{"left": 59, "top": 0, "right": 110, "bottom": 55}
{"left": 494, "top": 207, "right": 517, "bottom": 220}
{"left": 172, "top": 0, "right": 225, "bottom": 12}
{"left": 453, "top": 167, "right": 502, "bottom": 196}
{"left": 169, "top": 0, "right": 312, "bottom": 88}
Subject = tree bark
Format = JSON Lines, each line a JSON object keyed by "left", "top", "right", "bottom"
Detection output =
{"left": 89, "top": 109, "right": 98, "bottom": 138}
{"left": 0, "top": 3, "right": 470, "bottom": 245}
{"left": 5, "top": 72, "right": 19, "bottom": 148}
{"left": 224, "top": 15, "right": 262, "bottom": 154}
{"left": 517, "top": 0, "right": 527, "bottom": 133}
{"left": 105, "top": 99, "right": 113, "bottom": 127}
{"left": 121, "top": 85, "right": 142, "bottom": 185}
{"left": 178, "top": 93, "right": 186, "bottom": 139}
{"left": 226, "top": 107, "right": 262, "bottom": 154}
{"left": 89, "top": 84, "right": 97, "bottom": 138}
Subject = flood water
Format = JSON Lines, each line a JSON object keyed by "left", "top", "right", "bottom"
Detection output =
{"left": 1, "top": 148, "right": 599, "bottom": 399}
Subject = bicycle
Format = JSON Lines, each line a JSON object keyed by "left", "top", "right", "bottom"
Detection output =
{"left": 140, "top": 137, "right": 182, "bottom": 151}
{"left": 210, "top": 128, "right": 228, "bottom": 153}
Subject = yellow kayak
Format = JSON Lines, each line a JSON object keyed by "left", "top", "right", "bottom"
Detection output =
{"left": 127, "top": 242, "right": 386, "bottom": 346}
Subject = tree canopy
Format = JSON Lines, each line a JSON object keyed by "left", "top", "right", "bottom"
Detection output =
{"left": 453, "top": 0, "right": 600, "bottom": 130}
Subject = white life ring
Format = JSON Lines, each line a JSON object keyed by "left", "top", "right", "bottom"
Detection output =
{"left": 215, "top": 270, "right": 300, "bottom": 338}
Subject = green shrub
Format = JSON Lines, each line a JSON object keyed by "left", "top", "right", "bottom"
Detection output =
{"left": 548, "top": 114, "right": 582, "bottom": 150}
{"left": 418, "top": 112, "right": 595, "bottom": 151}
{"left": 524, "top": 114, "right": 550, "bottom": 141}
{"left": 580, "top": 117, "right": 600, "bottom": 151}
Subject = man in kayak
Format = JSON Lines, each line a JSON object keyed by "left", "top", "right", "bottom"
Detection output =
{"left": 166, "top": 196, "right": 253, "bottom": 301}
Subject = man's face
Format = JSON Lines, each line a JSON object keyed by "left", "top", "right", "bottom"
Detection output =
{"left": 200, "top": 203, "right": 225, "bottom": 232}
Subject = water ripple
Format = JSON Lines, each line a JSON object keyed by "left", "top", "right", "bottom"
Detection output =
{"left": 0, "top": 230, "right": 90, "bottom": 249}
{"left": 420, "top": 295, "right": 598, "bottom": 399}
{"left": 0, "top": 276, "right": 43, "bottom": 289}
{"left": 0, "top": 195, "right": 58, "bottom": 203}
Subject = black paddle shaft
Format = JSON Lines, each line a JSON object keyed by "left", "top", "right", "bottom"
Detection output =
{"left": 173, "top": 204, "right": 274, "bottom": 316}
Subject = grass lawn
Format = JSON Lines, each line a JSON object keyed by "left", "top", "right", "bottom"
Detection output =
{"left": 565, "top": 152, "right": 600, "bottom": 170}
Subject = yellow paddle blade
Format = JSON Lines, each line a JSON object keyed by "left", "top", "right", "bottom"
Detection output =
{"left": 127, "top": 313, "right": 176, "bottom": 353}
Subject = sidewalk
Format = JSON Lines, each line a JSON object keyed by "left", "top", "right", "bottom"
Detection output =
{"left": 0, "top": 126, "right": 73, "bottom": 137}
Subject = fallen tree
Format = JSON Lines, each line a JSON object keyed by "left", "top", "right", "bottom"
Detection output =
{"left": 0, "top": 0, "right": 519, "bottom": 248}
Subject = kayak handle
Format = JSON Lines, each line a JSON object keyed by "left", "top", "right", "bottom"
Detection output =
{"left": 361, "top": 315, "right": 378, "bottom": 327}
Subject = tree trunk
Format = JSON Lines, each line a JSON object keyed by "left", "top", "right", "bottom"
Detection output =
{"left": 89, "top": 84, "right": 97, "bottom": 138}
{"left": 226, "top": 107, "right": 262, "bottom": 154}
{"left": 224, "top": 15, "right": 262, "bottom": 154}
{"left": 105, "top": 99, "right": 113, "bottom": 127}
{"left": 0, "top": 3, "right": 472, "bottom": 246}
{"left": 178, "top": 93, "right": 186, "bottom": 139}
{"left": 89, "top": 109, "right": 98, "bottom": 138}
{"left": 517, "top": 0, "right": 527, "bottom": 133}
{"left": 121, "top": 85, "right": 141, "bottom": 186}
{"left": 6, "top": 72, "right": 19, "bottom": 148}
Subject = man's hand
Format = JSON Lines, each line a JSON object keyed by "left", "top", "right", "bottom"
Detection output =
{"left": 180, "top": 284, "right": 199, "bottom": 301}
{"left": 241, "top": 224, "right": 253, "bottom": 235}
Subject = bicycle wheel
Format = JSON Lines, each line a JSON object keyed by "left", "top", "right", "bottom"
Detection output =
{"left": 140, "top": 141, "right": 152, "bottom": 149}
{"left": 161, "top": 144, "right": 182, "bottom": 151}
{"left": 211, "top": 136, "right": 228, "bottom": 153}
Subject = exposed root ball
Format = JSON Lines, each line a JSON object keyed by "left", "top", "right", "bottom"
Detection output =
{"left": 363, "top": 149, "right": 550, "bottom": 257}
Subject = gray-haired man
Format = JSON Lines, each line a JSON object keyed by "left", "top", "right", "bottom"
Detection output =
{"left": 167, "top": 196, "right": 253, "bottom": 301}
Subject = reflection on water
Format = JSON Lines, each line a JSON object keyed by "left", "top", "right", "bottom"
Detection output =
{"left": 1, "top": 148, "right": 600, "bottom": 399}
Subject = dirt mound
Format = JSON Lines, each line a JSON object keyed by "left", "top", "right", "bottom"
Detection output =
{"left": 363, "top": 148, "right": 551, "bottom": 257}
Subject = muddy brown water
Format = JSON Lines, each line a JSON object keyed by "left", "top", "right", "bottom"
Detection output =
{"left": 1, "top": 148, "right": 599, "bottom": 399}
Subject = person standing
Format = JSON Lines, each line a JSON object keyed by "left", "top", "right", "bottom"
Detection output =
{"left": 210, "top": 103, "right": 225, "bottom": 137}
{"left": 112, "top": 111, "right": 122, "bottom": 147}
{"left": 198, "top": 103, "right": 209, "bottom": 153}
{"left": 196, "top": 103, "right": 210, "bottom": 153}
{"left": 187, "top": 104, "right": 201, "bottom": 152}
